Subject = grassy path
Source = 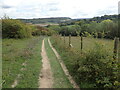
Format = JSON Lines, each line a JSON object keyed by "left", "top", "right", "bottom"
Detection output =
{"left": 48, "top": 38, "right": 79, "bottom": 88}
{"left": 39, "top": 39, "right": 53, "bottom": 88}
{"left": 44, "top": 37, "right": 73, "bottom": 88}
{"left": 3, "top": 36, "right": 76, "bottom": 88}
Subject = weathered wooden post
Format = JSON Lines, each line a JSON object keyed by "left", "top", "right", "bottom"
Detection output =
{"left": 113, "top": 37, "right": 119, "bottom": 60}
{"left": 69, "top": 34, "right": 71, "bottom": 47}
{"left": 64, "top": 34, "right": 65, "bottom": 45}
{"left": 59, "top": 34, "right": 62, "bottom": 40}
{"left": 81, "top": 36, "right": 83, "bottom": 54}
{"left": 118, "top": 42, "right": 120, "bottom": 63}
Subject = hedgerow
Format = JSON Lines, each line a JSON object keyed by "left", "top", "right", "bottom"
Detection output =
{"left": 2, "top": 19, "right": 32, "bottom": 38}
{"left": 51, "top": 35, "right": 120, "bottom": 88}
{"left": 32, "top": 26, "right": 56, "bottom": 36}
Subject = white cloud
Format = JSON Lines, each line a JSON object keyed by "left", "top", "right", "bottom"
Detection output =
{"left": 0, "top": 0, "right": 119, "bottom": 19}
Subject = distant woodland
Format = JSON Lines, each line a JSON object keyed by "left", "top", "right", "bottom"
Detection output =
{"left": 18, "top": 15, "right": 118, "bottom": 24}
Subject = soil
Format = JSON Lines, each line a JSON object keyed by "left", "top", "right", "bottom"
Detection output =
{"left": 48, "top": 38, "right": 79, "bottom": 89}
{"left": 38, "top": 39, "right": 53, "bottom": 88}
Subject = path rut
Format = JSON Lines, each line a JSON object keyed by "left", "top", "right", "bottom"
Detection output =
{"left": 38, "top": 39, "right": 53, "bottom": 88}
{"left": 48, "top": 38, "right": 79, "bottom": 88}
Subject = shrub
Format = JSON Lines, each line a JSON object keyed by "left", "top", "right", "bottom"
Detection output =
{"left": 51, "top": 35, "right": 120, "bottom": 88}
{"left": 92, "top": 32, "right": 98, "bottom": 38}
{"left": 97, "top": 32, "right": 104, "bottom": 38}
{"left": 2, "top": 19, "right": 32, "bottom": 38}
{"left": 76, "top": 43, "right": 117, "bottom": 88}
{"left": 83, "top": 32, "right": 91, "bottom": 37}
{"left": 32, "top": 26, "right": 55, "bottom": 36}
{"left": 32, "top": 29, "right": 41, "bottom": 36}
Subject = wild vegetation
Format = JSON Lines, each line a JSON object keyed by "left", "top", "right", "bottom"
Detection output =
{"left": 2, "top": 19, "right": 32, "bottom": 38}
{"left": 48, "top": 14, "right": 119, "bottom": 88}
{"left": 2, "top": 14, "right": 120, "bottom": 88}
{"left": 19, "top": 17, "right": 72, "bottom": 24}
{"left": 2, "top": 18, "right": 55, "bottom": 39}
{"left": 19, "top": 15, "right": 118, "bottom": 25}
{"left": 2, "top": 37, "right": 43, "bottom": 88}
{"left": 44, "top": 38, "right": 72, "bottom": 88}
{"left": 32, "top": 25, "right": 55, "bottom": 36}
{"left": 53, "top": 19, "right": 118, "bottom": 39}
{"left": 51, "top": 35, "right": 120, "bottom": 88}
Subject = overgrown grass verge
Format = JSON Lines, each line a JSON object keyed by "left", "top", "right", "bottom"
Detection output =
{"left": 16, "top": 37, "right": 43, "bottom": 88}
{"left": 3, "top": 38, "right": 32, "bottom": 88}
{"left": 44, "top": 37, "right": 72, "bottom": 88}
{"left": 0, "top": 39, "right": 2, "bottom": 88}
{"left": 50, "top": 35, "right": 120, "bottom": 88}
{"left": 2, "top": 37, "right": 43, "bottom": 88}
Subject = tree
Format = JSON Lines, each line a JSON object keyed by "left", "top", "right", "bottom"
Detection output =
{"left": 2, "top": 19, "right": 32, "bottom": 38}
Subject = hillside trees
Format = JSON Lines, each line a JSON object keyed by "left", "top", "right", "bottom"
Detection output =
{"left": 57, "top": 19, "right": 118, "bottom": 39}
{"left": 2, "top": 18, "right": 56, "bottom": 39}
{"left": 32, "top": 25, "right": 55, "bottom": 36}
{"left": 2, "top": 19, "right": 32, "bottom": 38}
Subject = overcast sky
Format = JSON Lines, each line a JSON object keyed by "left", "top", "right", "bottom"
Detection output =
{"left": 0, "top": 0, "right": 119, "bottom": 19}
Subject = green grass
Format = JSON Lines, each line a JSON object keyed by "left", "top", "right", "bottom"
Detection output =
{"left": 44, "top": 37, "right": 72, "bottom": 88}
{"left": 16, "top": 37, "right": 43, "bottom": 88}
{"left": 2, "top": 37, "right": 43, "bottom": 88}
{"left": 50, "top": 36, "right": 118, "bottom": 88}
{"left": 3, "top": 38, "right": 32, "bottom": 88}
{"left": 0, "top": 38, "right": 2, "bottom": 89}
{"left": 61, "top": 36, "right": 114, "bottom": 54}
{"left": 118, "top": 41, "right": 120, "bottom": 61}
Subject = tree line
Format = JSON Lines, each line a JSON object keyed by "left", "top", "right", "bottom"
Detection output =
{"left": 2, "top": 17, "right": 55, "bottom": 39}
{"left": 48, "top": 15, "right": 119, "bottom": 39}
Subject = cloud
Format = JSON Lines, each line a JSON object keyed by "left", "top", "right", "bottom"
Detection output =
{"left": 119, "top": 1, "right": 120, "bottom": 14}
{"left": 49, "top": 8, "right": 59, "bottom": 11}
{"left": 1, "top": 5, "right": 13, "bottom": 9}
{"left": 1, "top": 0, "right": 118, "bottom": 19}
{"left": 96, "top": 6, "right": 118, "bottom": 16}
{"left": 46, "top": 2, "right": 59, "bottom": 6}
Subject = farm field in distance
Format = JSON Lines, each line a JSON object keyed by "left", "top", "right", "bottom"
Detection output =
{"left": 61, "top": 36, "right": 114, "bottom": 54}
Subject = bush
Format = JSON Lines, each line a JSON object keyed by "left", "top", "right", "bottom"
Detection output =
{"left": 97, "top": 32, "right": 104, "bottom": 38}
{"left": 32, "top": 26, "right": 55, "bottom": 36}
{"left": 51, "top": 35, "right": 120, "bottom": 88}
{"left": 83, "top": 32, "right": 91, "bottom": 37}
{"left": 76, "top": 43, "right": 117, "bottom": 88}
{"left": 92, "top": 32, "right": 98, "bottom": 38}
{"left": 2, "top": 19, "right": 32, "bottom": 38}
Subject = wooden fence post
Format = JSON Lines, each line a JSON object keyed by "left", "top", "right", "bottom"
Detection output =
{"left": 81, "top": 36, "right": 83, "bottom": 54}
{"left": 60, "top": 34, "right": 62, "bottom": 40}
{"left": 113, "top": 37, "right": 119, "bottom": 60}
{"left": 64, "top": 34, "right": 65, "bottom": 44}
{"left": 69, "top": 34, "right": 71, "bottom": 47}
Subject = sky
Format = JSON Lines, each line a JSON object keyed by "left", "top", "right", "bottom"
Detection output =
{"left": 0, "top": 0, "right": 119, "bottom": 19}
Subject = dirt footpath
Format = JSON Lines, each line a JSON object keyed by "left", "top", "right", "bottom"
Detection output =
{"left": 48, "top": 38, "right": 79, "bottom": 89}
{"left": 38, "top": 39, "right": 53, "bottom": 88}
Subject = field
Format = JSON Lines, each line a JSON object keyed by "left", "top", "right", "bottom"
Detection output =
{"left": 61, "top": 36, "right": 114, "bottom": 53}
{"left": 61, "top": 36, "right": 120, "bottom": 61}
{"left": 1, "top": 1, "right": 119, "bottom": 88}
{"left": 2, "top": 37, "right": 43, "bottom": 88}
{"left": 2, "top": 35, "right": 120, "bottom": 88}
{"left": 0, "top": 39, "right": 2, "bottom": 89}
{"left": 2, "top": 36, "right": 74, "bottom": 88}
{"left": 51, "top": 36, "right": 120, "bottom": 88}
